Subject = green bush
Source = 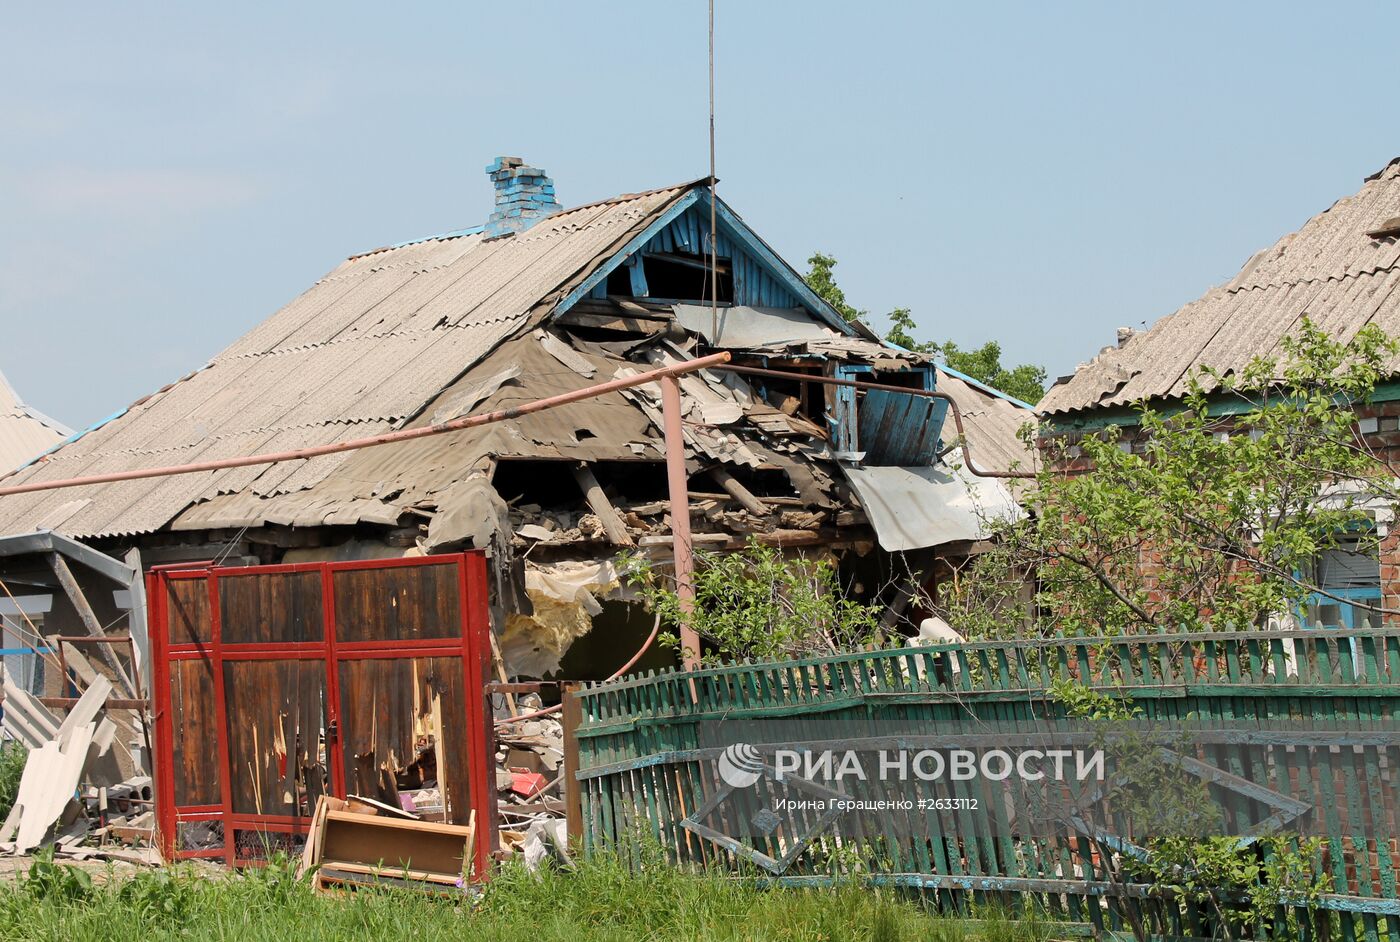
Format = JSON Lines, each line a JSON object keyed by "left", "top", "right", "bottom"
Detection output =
{"left": 0, "top": 741, "right": 25, "bottom": 821}
{"left": 625, "top": 537, "right": 882, "bottom": 664}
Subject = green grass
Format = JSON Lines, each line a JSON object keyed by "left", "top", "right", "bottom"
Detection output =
{"left": 0, "top": 850, "right": 1061, "bottom": 942}
{"left": 0, "top": 741, "right": 25, "bottom": 821}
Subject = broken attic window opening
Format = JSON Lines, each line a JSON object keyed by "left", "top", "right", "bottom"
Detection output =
{"left": 605, "top": 251, "right": 734, "bottom": 304}
{"left": 832, "top": 362, "right": 944, "bottom": 465}
{"left": 735, "top": 359, "right": 829, "bottom": 431}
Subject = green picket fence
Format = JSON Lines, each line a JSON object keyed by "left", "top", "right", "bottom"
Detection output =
{"left": 572, "top": 629, "right": 1400, "bottom": 940}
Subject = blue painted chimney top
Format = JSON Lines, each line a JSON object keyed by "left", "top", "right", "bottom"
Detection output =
{"left": 484, "top": 156, "right": 560, "bottom": 240}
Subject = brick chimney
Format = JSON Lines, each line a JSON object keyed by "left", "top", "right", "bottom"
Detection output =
{"left": 483, "top": 156, "right": 560, "bottom": 239}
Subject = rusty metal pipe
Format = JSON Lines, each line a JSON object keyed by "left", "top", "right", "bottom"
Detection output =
{"left": 714, "top": 363, "right": 1038, "bottom": 479}
{"left": 0, "top": 352, "right": 735, "bottom": 497}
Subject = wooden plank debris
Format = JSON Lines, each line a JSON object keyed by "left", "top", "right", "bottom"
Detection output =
{"left": 710, "top": 467, "right": 770, "bottom": 516}
{"left": 47, "top": 553, "right": 137, "bottom": 697}
{"left": 572, "top": 464, "right": 634, "bottom": 547}
{"left": 301, "top": 795, "right": 476, "bottom": 894}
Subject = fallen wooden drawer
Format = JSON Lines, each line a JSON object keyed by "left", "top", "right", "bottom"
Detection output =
{"left": 304, "top": 800, "right": 476, "bottom": 893}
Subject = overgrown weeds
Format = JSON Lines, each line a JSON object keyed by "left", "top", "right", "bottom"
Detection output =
{"left": 0, "top": 849, "right": 1060, "bottom": 942}
{"left": 0, "top": 741, "right": 25, "bottom": 821}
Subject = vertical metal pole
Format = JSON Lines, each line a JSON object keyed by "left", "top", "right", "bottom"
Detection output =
{"left": 661, "top": 374, "right": 700, "bottom": 669}
{"left": 708, "top": 0, "right": 719, "bottom": 342}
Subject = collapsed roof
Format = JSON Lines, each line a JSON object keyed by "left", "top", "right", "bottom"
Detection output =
{"left": 1042, "top": 157, "right": 1400, "bottom": 417}
{"left": 0, "top": 163, "right": 1035, "bottom": 563}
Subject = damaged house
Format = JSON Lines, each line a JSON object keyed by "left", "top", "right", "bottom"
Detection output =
{"left": 0, "top": 158, "right": 1033, "bottom": 684}
{"left": 0, "top": 158, "right": 1036, "bottom": 866}
{"left": 1040, "top": 156, "right": 1400, "bottom": 629}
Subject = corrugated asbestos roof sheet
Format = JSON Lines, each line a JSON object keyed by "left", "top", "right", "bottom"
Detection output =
{"left": 0, "top": 185, "right": 693, "bottom": 538}
{"left": 737, "top": 335, "right": 1037, "bottom": 476}
{"left": 1041, "top": 157, "right": 1400, "bottom": 416}
{"left": 0, "top": 370, "right": 69, "bottom": 474}
{"left": 934, "top": 368, "right": 1038, "bottom": 476}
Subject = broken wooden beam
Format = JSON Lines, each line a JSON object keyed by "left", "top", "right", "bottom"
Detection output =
{"left": 709, "top": 467, "right": 770, "bottom": 516}
{"left": 572, "top": 464, "right": 634, "bottom": 547}
{"left": 37, "top": 696, "right": 148, "bottom": 711}
{"left": 47, "top": 553, "right": 138, "bottom": 697}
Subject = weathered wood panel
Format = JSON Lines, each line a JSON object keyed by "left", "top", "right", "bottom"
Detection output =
{"left": 332, "top": 562, "right": 460, "bottom": 643}
{"left": 222, "top": 659, "right": 326, "bottom": 817}
{"left": 337, "top": 656, "right": 473, "bottom": 825}
{"left": 165, "top": 578, "right": 211, "bottom": 646}
{"left": 169, "top": 656, "right": 219, "bottom": 806}
{"left": 151, "top": 553, "right": 491, "bottom": 870}
{"left": 219, "top": 571, "right": 323, "bottom": 644}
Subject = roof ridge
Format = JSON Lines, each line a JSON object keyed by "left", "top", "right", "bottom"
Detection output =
{"left": 1364, "top": 156, "right": 1400, "bottom": 182}
{"left": 1044, "top": 158, "right": 1400, "bottom": 416}
{"left": 350, "top": 177, "right": 708, "bottom": 262}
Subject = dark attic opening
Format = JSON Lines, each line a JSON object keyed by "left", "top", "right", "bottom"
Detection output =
{"left": 604, "top": 251, "right": 733, "bottom": 303}
{"left": 492, "top": 459, "right": 580, "bottom": 510}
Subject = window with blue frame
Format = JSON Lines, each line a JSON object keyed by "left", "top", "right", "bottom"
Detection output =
{"left": 1298, "top": 530, "right": 1382, "bottom": 629}
{"left": 831, "top": 363, "right": 946, "bottom": 466}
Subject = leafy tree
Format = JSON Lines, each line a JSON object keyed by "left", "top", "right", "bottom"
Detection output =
{"left": 938, "top": 339, "right": 1047, "bottom": 405}
{"left": 938, "top": 318, "right": 1400, "bottom": 638}
{"left": 884, "top": 307, "right": 935, "bottom": 353}
{"left": 803, "top": 252, "right": 865, "bottom": 324}
{"left": 624, "top": 538, "right": 882, "bottom": 665}
{"left": 805, "top": 255, "right": 1046, "bottom": 403}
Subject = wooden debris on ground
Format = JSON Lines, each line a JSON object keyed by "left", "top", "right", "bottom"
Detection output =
{"left": 301, "top": 794, "right": 475, "bottom": 894}
{"left": 0, "top": 676, "right": 160, "bottom": 865}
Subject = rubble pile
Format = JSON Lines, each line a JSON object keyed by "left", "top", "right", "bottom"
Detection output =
{"left": 0, "top": 677, "right": 158, "bottom": 865}
{"left": 494, "top": 694, "right": 570, "bottom": 868}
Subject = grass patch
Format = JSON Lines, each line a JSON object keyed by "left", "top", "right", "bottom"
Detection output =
{"left": 0, "top": 742, "right": 24, "bottom": 821}
{"left": 0, "top": 850, "right": 1060, "bottom": 942}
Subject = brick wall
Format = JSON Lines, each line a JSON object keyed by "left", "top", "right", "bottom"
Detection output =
{"left": 484, "top": 156, "right": 560, "bottom": 240}
{"left": 1041, "top": 402, "right": 1400, "bottom": 626}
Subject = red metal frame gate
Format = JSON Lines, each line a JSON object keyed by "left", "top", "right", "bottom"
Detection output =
{"left": 148, "top": 553, "right": 493, "bottom": 877}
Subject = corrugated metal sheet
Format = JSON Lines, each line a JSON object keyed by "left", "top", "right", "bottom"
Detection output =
{"left": 0, "top": 370, "right": 69, "bottom": 474}
{"left": 1042, "top": 158, "right": 1400, "bottom": 415}
{"left": 842, "top": 463, "right": 1023, "bottom": 552}
{"left": 0, "top": 185, "right": 692, "bottom": 538}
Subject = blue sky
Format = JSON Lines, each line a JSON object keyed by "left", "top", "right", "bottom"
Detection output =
{"left": 4, "top": 2, "right": 1398, "bottom": 428}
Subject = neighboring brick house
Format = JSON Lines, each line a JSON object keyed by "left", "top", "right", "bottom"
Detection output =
{"left": 1040, "top": 156, "right": 1400, "bottom": 628}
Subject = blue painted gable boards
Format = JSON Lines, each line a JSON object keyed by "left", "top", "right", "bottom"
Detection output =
{"left": 556, "top": 186, "right": 853, "bottom": 336}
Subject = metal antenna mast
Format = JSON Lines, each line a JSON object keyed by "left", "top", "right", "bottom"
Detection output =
{"left": 708, "top": 0, "right": 718, "bottom": 340}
